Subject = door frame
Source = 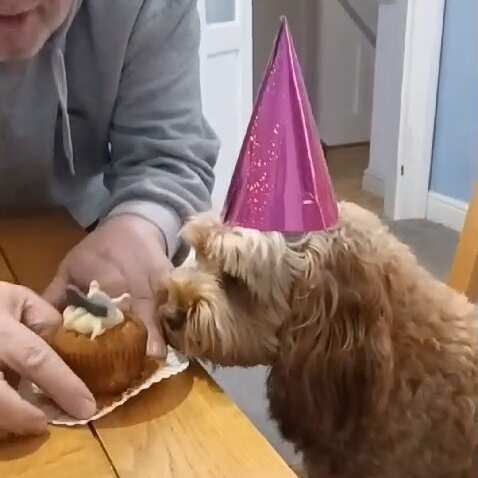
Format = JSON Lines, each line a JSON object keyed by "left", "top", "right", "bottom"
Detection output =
{"left": 379, "top": 0, "right": 446, "bottom": 220}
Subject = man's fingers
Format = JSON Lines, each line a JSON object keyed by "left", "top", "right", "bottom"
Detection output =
{"left": 1, "top": 320, "right": 96, "bottom": 420}
{"left": 151, "top": 263, "right": 173, "bottom": 298}
{"left": 154, "top": 276, "right": 170, "bottom": 306}
{"left": 0, "top": 374, "right": 47, "bottom": 436}
{"left": 19, "top": 287, "right": 63, "bottom": 340}
{"left": 42, "top": 274, "right": 68, "bottom": 311}
{"left": 132, "top": 299, "right": 167, "bottom": 360}
{"left": 3, "top": 368, "right": 20, "bottom": 390}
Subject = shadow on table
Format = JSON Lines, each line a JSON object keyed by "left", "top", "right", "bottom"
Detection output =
{"left": 94, "top": 367, "right": 194, "bottom": 429}
{"left": 0, "top": 434, "right": 49, "bottom": 461}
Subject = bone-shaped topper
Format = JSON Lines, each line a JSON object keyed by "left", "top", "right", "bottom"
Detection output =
{"left": 66, "top": 285, "right": 109, "bottom": 317}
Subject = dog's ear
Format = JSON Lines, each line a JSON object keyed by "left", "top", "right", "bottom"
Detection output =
{"left": 180, "top": 213, "right": 222, "bottom": 256}
{"left": 270, "top": 246, "right": 394, "bottom": 441}
{"left": 207, "top": 228, "right": 295, "bottom": 307}
{"left": 183, "top": 217, "right": 296, "bottom": 307}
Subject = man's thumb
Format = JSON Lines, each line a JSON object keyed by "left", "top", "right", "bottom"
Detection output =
{"left": 42, "top": 274, "right": 68, "bottom": 311}
{"left": 132, "top": 299, "right": 167, "bottom": 361}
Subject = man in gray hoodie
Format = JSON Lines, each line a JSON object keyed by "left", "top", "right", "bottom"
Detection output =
{"left": 0, "top": 0, "right": 219, "bottom": 436}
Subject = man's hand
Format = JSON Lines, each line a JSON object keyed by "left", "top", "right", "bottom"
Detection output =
{"left": 43, "top": 215, "right": 172, "bottom": 359}
{"left": 0, "top": 283, "right": 96, "bottom": 437}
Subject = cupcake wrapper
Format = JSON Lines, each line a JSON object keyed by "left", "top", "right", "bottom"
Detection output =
{"left": 51, "top": 317, "right": 148, "bottom": 396}
{"left": 18, "top": 347, "right": 189, "bottom": 426}
{"left": 58, "top": 341, "right": 147, "bottom": 396}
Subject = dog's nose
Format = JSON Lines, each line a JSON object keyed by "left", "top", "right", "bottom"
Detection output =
{"left": 162, "top": 309, "right": 187, "bottom": 331}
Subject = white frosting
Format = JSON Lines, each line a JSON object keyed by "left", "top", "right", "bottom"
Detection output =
{"left": 63, "top": 281, "right": 131, "bottom": 340}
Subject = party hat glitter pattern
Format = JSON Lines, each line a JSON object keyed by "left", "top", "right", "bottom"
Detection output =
{"left": 222, "top": 17, "right": 338, "bottom": 233}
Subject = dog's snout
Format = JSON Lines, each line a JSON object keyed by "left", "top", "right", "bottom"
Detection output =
{"left": 163, "top": 309, "right": 187, "bottom": 331}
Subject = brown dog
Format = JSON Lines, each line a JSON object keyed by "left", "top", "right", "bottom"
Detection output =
{"left": 161, "top": 202, "right": 478, "bottom": 478}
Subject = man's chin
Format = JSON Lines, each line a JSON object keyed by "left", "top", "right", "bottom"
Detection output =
{"left": 0, "top": 36, "right": 47, "bottom": 61}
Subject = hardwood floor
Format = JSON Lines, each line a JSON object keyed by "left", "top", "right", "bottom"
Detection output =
{"left": 326, "top": 143, "right": 383, "bottom": 216}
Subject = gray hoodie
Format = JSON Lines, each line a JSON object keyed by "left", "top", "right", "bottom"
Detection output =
{"left": 0, "top": 0, "right": 219, "bottom": 258}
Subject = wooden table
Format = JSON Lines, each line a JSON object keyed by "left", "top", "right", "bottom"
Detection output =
{"left": 0, "top": 211, "right": 296, "bottom": 478}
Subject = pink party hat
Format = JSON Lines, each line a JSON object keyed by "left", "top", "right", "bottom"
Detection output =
{"left": 222, "top": 17, "right": 338, "bottom": 233}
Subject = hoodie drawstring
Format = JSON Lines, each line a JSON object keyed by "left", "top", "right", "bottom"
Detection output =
{"left": 51, "top": 48, "right": 75, "bottom": 175}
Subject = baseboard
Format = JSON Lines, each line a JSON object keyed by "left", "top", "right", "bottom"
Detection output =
{"left": 426, "top": 191, "right": 468, "bottom": 232}
{"left": 326, "top": 141, "right": 370, "bottom": 150}
{"left": 362, "top": 169, "right": 384, "bottom": 197}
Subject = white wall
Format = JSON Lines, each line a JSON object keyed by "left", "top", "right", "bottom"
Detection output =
{"left": 253, "top": 0, "right": 308, "bottom": 95}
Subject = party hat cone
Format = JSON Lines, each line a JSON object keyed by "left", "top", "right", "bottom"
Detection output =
{"left": 222, "top": 17, "right": 338, "bottom": 233}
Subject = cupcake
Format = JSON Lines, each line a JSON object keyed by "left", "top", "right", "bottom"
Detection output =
{"left": 51, "top": 281, "right": 147, "bottom": 396}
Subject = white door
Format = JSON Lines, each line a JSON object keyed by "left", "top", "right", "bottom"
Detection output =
{"left": 197, "top": 0, "right": 253, "bottom": 212}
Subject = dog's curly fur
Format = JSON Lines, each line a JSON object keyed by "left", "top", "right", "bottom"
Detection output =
{"left": 161, "top": 202, "right": 478, "bottom": 478}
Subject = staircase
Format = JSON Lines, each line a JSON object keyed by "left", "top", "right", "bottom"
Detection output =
{"left": 336, "top": 0, "right": 378, "bottom": 46}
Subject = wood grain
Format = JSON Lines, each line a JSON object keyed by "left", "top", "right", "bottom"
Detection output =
{"left": 0, "top": 427, "right": 115, "bottom": 478}
{"left": 95, "top": 362, "right": 296, "bottom": 478}
{"left": 448, "top": 184, "right": 478, "bottom": 302}
{"left": 0, "top": 211, "right": 296, "bottom": 478}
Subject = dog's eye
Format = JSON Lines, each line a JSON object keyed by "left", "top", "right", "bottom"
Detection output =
{"left": 164, "top": 310, "right": 187, "bottom": 331}
{"left": 221, "top": 272, "right": 244, "bottom": 289}
{"left": 221, "top": 272, "right": 257, "bottom": 299}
